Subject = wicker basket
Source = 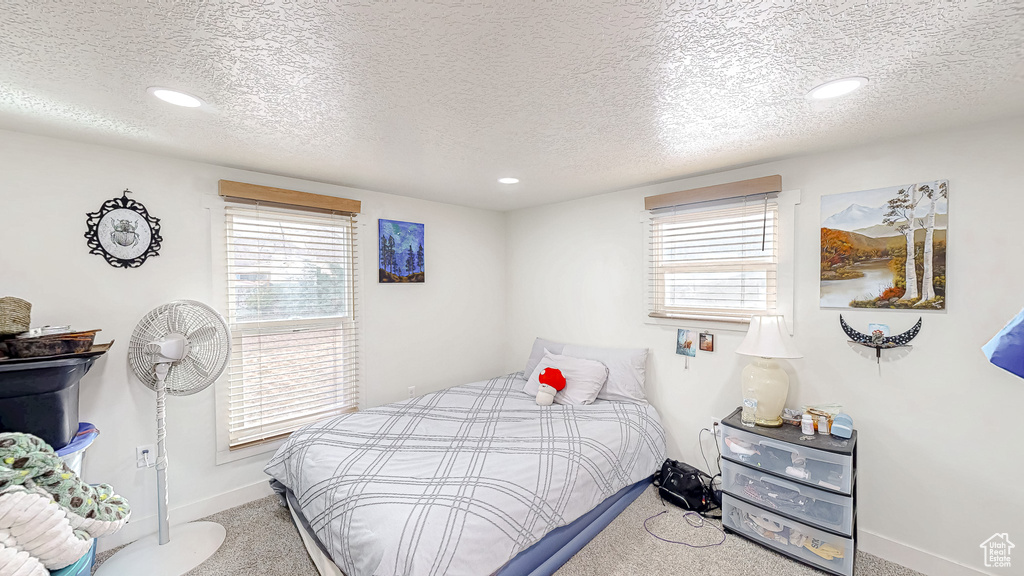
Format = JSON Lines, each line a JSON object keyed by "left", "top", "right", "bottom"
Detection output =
{"left": 0, "top": 297, "right": 31, "bottom": 335}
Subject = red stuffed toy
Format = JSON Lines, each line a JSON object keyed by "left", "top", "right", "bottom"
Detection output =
{"left": 535, "top": 367, "right": 566, "bottom": 406}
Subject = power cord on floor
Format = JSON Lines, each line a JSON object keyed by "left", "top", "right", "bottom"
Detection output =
{"left": 643, "top": 510, "right": 726, "bottom": 548}
{"left": 698, "top": 427, "right": 723, "bottom": 500}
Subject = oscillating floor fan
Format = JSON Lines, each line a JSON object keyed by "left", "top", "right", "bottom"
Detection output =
{"left": 96, "top": 300, "right": 231, "bottom": 576}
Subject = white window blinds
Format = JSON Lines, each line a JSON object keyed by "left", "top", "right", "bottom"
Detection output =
{"left": 225, "top": 204, "right": 359, "bottom": 450}
{"left": 648, "top": 196, "right": 778, "bottom": 322}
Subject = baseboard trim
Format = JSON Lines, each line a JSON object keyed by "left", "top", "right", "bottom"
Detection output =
{"left": 859, "top": 529, "right": 992, "bottom": 576}
{"left": 96, "top": 480, "right": 275, "bottom": 553}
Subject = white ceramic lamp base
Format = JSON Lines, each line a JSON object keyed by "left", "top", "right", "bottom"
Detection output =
{"left": 94, "top": 521, "right": 226, "bottom": 576}
{"left": 741, "top": 357, "right": 789, "bottom": 427}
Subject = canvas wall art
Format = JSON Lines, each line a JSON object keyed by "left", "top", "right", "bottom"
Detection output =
{"left": 378, "top": 219, "right": 425, "bottom": 283}
{"left": 820, "top": 180, "right": 947, "bottom": 309}
{"left": 676, "top": 329, "right": 697, "bottom": 357}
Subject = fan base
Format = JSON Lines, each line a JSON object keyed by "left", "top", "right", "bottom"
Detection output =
{"left": 94, "top": 521, "right": 226, "bottom": 576}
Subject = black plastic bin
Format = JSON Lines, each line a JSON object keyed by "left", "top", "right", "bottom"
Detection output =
{"left": 0, "top": 356, "right": 98, "bottom": 450}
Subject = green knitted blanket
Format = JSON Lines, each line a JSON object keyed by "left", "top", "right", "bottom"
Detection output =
{"left": 0, "top": 433, "right": 129, "bottom": 523}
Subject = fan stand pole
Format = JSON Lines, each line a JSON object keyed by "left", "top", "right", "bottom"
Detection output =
{"left": 94, "top": 364, "right": 226, "bottom": 576}
{"left": 155, "top": 362, "right": 171, "bottom": 545}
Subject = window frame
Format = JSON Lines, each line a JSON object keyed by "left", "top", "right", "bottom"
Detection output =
{"left": 208, "top": 197, "right": 363, "bottom": 465}
{"left": 650, "top": 200, "right": 779, "bottom": 321}
{"left": 642, "top": 188, "right": 800, "bottom": 332}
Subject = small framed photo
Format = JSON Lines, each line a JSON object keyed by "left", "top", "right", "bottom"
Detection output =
{"left": 699, "top": 332, "right": 714, "bottom": 352}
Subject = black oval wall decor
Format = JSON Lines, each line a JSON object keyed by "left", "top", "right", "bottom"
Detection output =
{"left": 84, "top": 189, "right": 163, "bottom": 268}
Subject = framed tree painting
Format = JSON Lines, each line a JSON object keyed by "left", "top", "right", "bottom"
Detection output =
{"left": 820, "top": 180, "right": 947, "bottom": 310}
{"left": 378, "top": 219, "right": 424, "bottom": 283}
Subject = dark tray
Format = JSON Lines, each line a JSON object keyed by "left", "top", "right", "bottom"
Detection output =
{"left": 3, "top": 330, "right": 100, "bottom": 358}
{"left": 0, "top": 342, "right": 113, "bottom": 365}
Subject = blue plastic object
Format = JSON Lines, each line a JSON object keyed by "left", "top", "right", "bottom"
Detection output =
{"left": 830, "top": 413, "right": 854, "bottom": 439}
{"left": 983, "top": 308, "right": 1024, "bottom": 379}
{"left": 55, "top": 423, "right": 99, "bottom": 457}
{"left": 50, "top": 540, "right": 96, "bottom": 576}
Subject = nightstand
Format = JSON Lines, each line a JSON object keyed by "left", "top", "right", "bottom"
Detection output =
{"left": 718, "top": 407, "right": 857, "bottom": 576}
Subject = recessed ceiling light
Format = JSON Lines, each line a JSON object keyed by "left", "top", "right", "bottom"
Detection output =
{"left": 498, "top": 177, "right": 519, "bottom": 184}
{"left": 806, "top": 77, "right": 868, "bottom": 100}
{"left": 147, "top": 87, "right": 205, "bottom": 108}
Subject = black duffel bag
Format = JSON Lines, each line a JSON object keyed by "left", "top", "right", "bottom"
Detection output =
{"left": 652, "top": 458, "right": 720, "bottom": 517}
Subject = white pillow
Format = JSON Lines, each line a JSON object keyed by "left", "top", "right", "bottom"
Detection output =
{"left": 523, "top": 337, "right": 566, "bottom": 378}
{"left": 562, "top": 344, "right": 648, "bottom": 403}
{"left": 524, "top": 351, "right": 608, "bottom": 406}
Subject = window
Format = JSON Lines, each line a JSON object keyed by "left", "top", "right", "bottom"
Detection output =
{"left": 648, "top": 196, "right": 778, "bottom": 322}
{"left": 224, "top": 204, "right": 359, "bottom": 450}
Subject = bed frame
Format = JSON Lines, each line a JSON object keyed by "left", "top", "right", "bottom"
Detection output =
{"left": 284, "top": 477, "right": 651, "bottom": 576}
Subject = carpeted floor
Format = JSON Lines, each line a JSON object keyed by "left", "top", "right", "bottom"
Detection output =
{"left": 554, "top": 486, "right": 921, "bottom": 576}
{"left": 95, "top": 486, "right": 924, "bottom": 575}
{"left": 94, "top": 494, "right": 317, "bottom": 575}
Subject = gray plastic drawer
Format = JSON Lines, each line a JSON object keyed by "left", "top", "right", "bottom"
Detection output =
{"left": 723, "top": 494, "right": 854, "bottom": 576}
{"left": 722, "top": 459, "right": 854, "bottom": 536}
{"left": 719, "top": 425, "right": 853, "bottom": 494}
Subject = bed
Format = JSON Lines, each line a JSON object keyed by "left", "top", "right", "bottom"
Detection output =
{"left": 265, "top": 372, "right": 666, "bottom": 576}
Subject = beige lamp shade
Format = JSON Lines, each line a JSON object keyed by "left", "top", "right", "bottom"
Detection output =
{"left": 735, "top": 315, "right": 802, "bottom": 359}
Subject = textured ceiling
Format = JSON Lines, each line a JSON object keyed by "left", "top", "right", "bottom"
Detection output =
{"left": 2, "top": 1, "right": 1023, "bottom": 211}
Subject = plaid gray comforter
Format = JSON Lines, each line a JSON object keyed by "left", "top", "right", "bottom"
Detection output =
{"left": 265, "top": 373, "right": 666, "bottom": 576}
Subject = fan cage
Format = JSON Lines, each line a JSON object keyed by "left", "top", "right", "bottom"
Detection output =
{"left": 129, "top": 300, "right": 231, "bottom": 395}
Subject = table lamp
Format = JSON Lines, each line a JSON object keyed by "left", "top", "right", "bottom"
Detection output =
{"left": 735, "top": 315, "right": 802, "bottom": 427}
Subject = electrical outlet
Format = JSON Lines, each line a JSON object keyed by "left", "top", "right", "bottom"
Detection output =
{"left": 408, "top": 386, "right": 416, "bottom": 398}
{"left": 136, "top": 444, "right": 156, "bottom": 468}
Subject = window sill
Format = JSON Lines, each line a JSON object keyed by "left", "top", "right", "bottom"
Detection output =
{"left": 215, "top": 436, "right": 287, "bottom": 466}
{"left": 644, "top": 314, "right": 753, "bottom": 333}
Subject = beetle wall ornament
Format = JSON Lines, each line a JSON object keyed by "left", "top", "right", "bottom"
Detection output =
{"left": 110, "top": 219, "right": 140, "bottom": 248}
{"left": 85, "top": 189, "right": 162, "bottom": 268}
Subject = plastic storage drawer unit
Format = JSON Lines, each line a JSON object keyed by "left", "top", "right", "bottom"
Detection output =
{"left": 721, "top": 459, "right": 854, "bottom": 536}
{"left": 719, "top": 424, "right": 854, "bottom": 495}
{"left": 723, "top": 494, "right": 854, "bottom": 576}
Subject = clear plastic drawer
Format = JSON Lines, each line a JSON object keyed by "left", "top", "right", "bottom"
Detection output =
{"left": 722, "top": 459, "right": 854, "bottom": 536}
{"left": 719, "top": 424, "right": 854, "bottom": 495}
{"left": 723, "top": 494, "right": 854, "bottom": 576}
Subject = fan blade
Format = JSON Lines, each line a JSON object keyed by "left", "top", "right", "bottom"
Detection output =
{"left": 184, "top": 355, "right": 211, "bottom": 380}
{"left": 154, "top": 307, "right": 168, "bottom": 334}
{"left": 161, "top": 308, "right": 174, "bottom": 336}
{"left": 168, "top": 305, "right": 190, "bottom": 335}
{"left": 187, "top": 324, "right": 217, "bottom": 344}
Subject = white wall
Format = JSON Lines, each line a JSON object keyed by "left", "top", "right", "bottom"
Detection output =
{"left": 4, "top": 117, "right": 1022, "bottom": 573}
{"left": 504, "top": 117, "right": 1024, "bottom": 576}
{"left": 0, "top": 130, "right": 507, "bottom": 550}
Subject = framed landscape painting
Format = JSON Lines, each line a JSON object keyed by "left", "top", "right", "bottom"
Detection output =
{"left": 379, "top": 219, "right": 424, "bottom": 283}
{"left": 820, "top": 180, "right": 947, "bottom": 310}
